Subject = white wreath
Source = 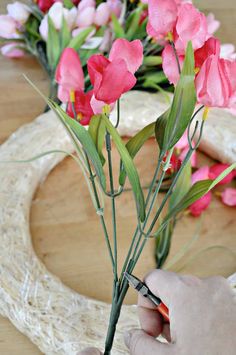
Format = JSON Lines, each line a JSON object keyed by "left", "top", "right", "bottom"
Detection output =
{"left": 0, "top": 91, "right": 235, "bottom": 354}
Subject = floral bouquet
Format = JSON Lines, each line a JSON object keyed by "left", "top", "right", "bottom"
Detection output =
{"left": 2, "top": 0, "right": 236, "bottom": 354}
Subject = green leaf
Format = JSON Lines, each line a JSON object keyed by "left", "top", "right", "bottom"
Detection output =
{"left": 67, "top": 27, "right": 94, "bottom": 50}
{"left": 119, "top": 122, "right": 156, "bottom": 186}
{"left": 126, "top": 7, "right": 143, "bottom": 40}
{"left": 162, "top": 42, "right": 196, "bottom": 151}
{"left": 63, "top": 0, "right": 74, "bottom": 9}
{"left": 155, "top": 110, "right": 169, "bottom": 151}
{"left": 47, "top": 16, "right": 61, "bottom": 72}
{"left": 143, "top": 56, "right": 163, "bottom": 66}
{"left": 49, "top": 103, "right": 106, "bottom": 190}
{"left": 154, "top": 162, "right": 236, "bottom": 237}
{"left": 170, "top": 160, "right": 192, "bottom": 208}
{"left": 102, "top": 115, "right": 146, "bottom": 222}
{"left": 60, "top": 17, "right": 71, "bottom": 50}
{"left": 111, "top": 13, "right": 125, "bottom": 38}
{"left": 142, "top": 71, "right": 167, "bottom": 84}
{"left": 88, "top": 115, "right": 106, "bottom": 165}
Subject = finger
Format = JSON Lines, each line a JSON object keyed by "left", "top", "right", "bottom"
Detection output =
{"left": 124, "top": 329, "right": 174, "bottom": 355}
{"left": 77, "top": 348, "right": 102, "bottom": 355}
{"left": 162, "top": 323, "right": 171, "bottom": 343}
{"left": 144, "top": 270, "right": 184, "bottom": 307}
{"left": 138, "top": 305, "right": 163, "bottom": 337}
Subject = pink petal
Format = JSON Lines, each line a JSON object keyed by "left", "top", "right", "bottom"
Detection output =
{"left": 106, "top": 0, "right": 122, "bottom": 18}
{"left": 95, "top": 58, "right": 136, "bottom": 103}
{"left": 109, "top": 38, "right": 143, "bottom": 74}
{"left": 194, "top": 37, "right": 220, "bottom": 69}
{"left": 78, "top": 0, "right": 96, "bottom": 11}
{"left": 221, "top": 188, "right": 236, "bottom": 207}
{"left": 206, "top": 13, "right": 220, "bottom": 36}
{"left": 90, "top": 94, "right": 115, "bottom": 114}
{"left": 76, "top": 7, "right": 95, "bottom": 27}
{"left": 162, "top": 44, "right": 183, "bottom": 85}
{"left": 147, "top": 0, "right": 178, "bottom": 39}
{"left": 94, "top": 3, "right": 110, "bottom": 26}
{"left": 179, "top": 147, "right": 197, "bottom": 168}
{"left": 0, "top": 15, "right": 19, "bottom": 39}
{"left": 87, "top": 54, "right": 110, "bottom": 91}
{"left": 195, "top": 55, "right": 232, "bottom": 108}
{"left": 192, "top": 166, "right": 210, "bottom": 185}
{"left": 7, "top": 2, "right": 30, "bottom": 24}
{"left": 67, "top": 90, "right": 94, "bottom": 125}
{"left": 175, "top": 130, "right": 189, "bottom": 150}
{"left": 189, "top": 191, "right": 212, "bottom": 216}
{"left": 55, "top": 48, "right": 84, "bottom": 102}
{"left": 1, "top": 42, "right": 25, "bottom": 58}
{"left": 175, "top": 3, "right": 208, "bottom": 54}
{"left": 209, "top": 163, "right": 235, "bottom": 185}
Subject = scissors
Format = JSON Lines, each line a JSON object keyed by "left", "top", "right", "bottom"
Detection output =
{"left": 124, "top": 272, "right": 169, "bottom": 322}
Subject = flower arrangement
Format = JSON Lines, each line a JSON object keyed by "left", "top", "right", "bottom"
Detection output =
{"left": 1, "top": 0, "right": 236, "bottom": 354}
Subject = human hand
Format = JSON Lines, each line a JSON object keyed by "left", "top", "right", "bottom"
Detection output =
{"left": 124, "top": 270, "right": 236, "bottom": 355}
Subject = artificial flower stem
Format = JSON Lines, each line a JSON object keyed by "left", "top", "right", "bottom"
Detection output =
{"left": 132, "top": 149, "right": 195, "bottom": 267}
{"left": 85, "top": 153, "right": 115, "bottom": 269}
{"left": 105, "top": 131, "right": 118, "bottom": 281}
{"left": 119, "top": 156, "right": 164, "bottom": 283}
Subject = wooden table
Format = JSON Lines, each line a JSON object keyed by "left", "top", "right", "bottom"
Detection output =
{"left": 0, "top": 1, "right": 236, "bottom": 354}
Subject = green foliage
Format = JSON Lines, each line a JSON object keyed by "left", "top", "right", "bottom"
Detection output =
{"left": 88, "top": 115, "right": 106, "bottom": 165}
{"left": 48, "top": 103, "right": 107, "bottom": 190}
{"left": 101, "top": 115, "right": 146, "bottom": 222}
{"left": 154, "top": 163, "right": 236, "bottom": 238}
{"left": 155, "top": 110, "right": 169, "bottom": 152}
{"left": 68, "top": 27, "right": 94, "bottom": 50}
{"left": 111, "top": 13, "right": 125, "bottom": 38}
{"left": 63, "top": 0, "right": 74, "bottom": 9}
{"left": 119, "top": 122, "right": 156, "bottom": 186}
{"left": 157, "top": 42, "right": 196, "bottom": 153}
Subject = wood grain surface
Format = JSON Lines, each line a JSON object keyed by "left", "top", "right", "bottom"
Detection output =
{"left": 0, "top": 0, "right": 235, "bottom": 354}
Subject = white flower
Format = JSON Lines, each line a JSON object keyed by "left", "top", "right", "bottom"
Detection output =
{"left": 7, "top": 1, "right": 31, "bottom": 25}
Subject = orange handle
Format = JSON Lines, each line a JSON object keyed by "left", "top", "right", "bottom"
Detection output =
{"left": 157, "top": 302, "right": 169, "bottom": 322}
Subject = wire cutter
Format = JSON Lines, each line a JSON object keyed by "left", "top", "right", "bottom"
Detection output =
{"left": 124, "top": 272, "right": 169, "bottom": 322}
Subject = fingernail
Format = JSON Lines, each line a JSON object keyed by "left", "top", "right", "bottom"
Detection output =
{"left": 124, "top": 330, "right": 132, "bottom": 348}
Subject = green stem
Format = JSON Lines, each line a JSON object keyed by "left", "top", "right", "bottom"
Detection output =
{"left": 120, "top": 155, "right": 164, "bottom": 283}
{"left": 106, "top": 132, "right": 118, "bottom": 281}
{"left": 84, "top": 152, "right": 115, "bottom": 269}
{"left": 132, "top": 149, "right": 194, "bottom": 267}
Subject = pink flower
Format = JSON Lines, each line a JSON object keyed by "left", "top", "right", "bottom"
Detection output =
{"left": 88, "top": 39, "right": 143, "bottom": 107}
{"left": 174, "top": 3, "right": 208, "bottom": 54}
{"left": 1, "top": 42, "right": 25, "bottom": 58}
{"left": 109, "top": 38, "right": 143, "bottom": 73}
{"left": 189, "top": 191, "right": 212, "bottom": 216}
{"left": 67, "top": 90, "right": 94, "bottom": 125}
{"left": 206, "top": 13, "right": 220, "bottom": 36}
{"left": 221, "top": 188, "right": 236, "bottom": 207}
{"left": 94, "top": 3, "right": 110, "bottom": 27}
{"left": 37, "top": 0, "right": 54, "bottom": 13}
{"left": 195, "top": 55, "right": 233, "bottom": 108}
{"left": 106, "top": 0, "right": 122, "bottom": 18}
{"left": 76, "top": 6, "right": 95, "bottom": 27}
{"left": 209, "top": 163, "right": 235, "bottom": 185}
{"left": 189, "top": 166, "right": 212, "bottom": 216}
{"left": 147, "top": 0, "right": 178, "bottom": 40}
{"left": 78, "top": 0, "right": 95, "bottom": 11}
{"left": 55, "top": 48, "right": 84, "bottom": 102}
{"left": 0, "top": 15, "right": 19, "bottom": 39}
{"left": 194, "top": 37, "right": 220, "bottom": 69}
{"left": 7, "top": 2, "right": 31, "bottom": 24}
{"left": 162, "top": 44, "right": 184, "bottom": 85}
{"left": 39, "top": 3, "right": 77, "bottom": 40}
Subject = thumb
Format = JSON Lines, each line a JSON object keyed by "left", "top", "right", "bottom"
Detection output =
{"left": 124, "top": 329, "right": 175, "bottom": 355}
